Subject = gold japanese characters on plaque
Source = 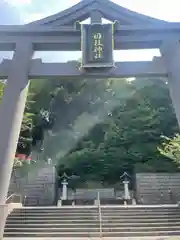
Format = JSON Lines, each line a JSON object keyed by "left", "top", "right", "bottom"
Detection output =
{"left": 92, "top": 32, "right": 104, "bottom": 61}
{"left": 81, "top": 23, "right": 115, "bottom": 68}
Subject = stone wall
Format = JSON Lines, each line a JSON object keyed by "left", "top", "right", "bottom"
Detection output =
{"left": 8, "top": 164, "right": 57, "bottom": 206}
{"left": 136, "top": 173, "right": 180, "bottom": 204}
{"left": 75, "top": 188, "right": 115, "bottom": 199}
{"left": 58, "top": 188, "right": 115, "bottom": 200}
{"left": 58, "top": 188, "right": 133, "bottom": 200}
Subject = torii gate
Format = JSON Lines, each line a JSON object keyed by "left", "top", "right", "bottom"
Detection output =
{"left": 0, "top": 0, "right": 179, "bottom": 205}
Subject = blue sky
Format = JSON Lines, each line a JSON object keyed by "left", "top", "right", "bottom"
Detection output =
{"left": 2, "top": 0, "right": 180, "bottom": 62}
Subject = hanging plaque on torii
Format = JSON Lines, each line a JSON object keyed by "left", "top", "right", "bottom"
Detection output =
{"left": 77, "top": 22, "right": 118, "bottom": 69}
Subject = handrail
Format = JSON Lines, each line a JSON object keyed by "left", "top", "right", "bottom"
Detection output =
{"left": 6, "top": 193, "right": 22, "bottom": 204}
{"left": 97, "top": 192, "right": 102, "bottom": 238}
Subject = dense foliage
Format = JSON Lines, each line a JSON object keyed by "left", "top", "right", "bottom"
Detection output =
{"left": 0, "top": 80, "right": 52, "bottom": 165}
{"left": 158, "top": 134, "right": 180, "bottom": 166}
{"left": 57, "top": 79, "right": 179, "bottom": 184}
{"left": 0, "top": 76, "right": 179, "bottom": 179}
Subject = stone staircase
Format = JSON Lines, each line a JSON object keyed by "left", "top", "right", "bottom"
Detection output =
{"left": 4, "top": 207, "right": 100, "bottom": 238}
{"left": 101, "top": 206, "right": 180, "bottom": 237}
{"left": 3, "top": 206, "right": 180, "bottom": 238}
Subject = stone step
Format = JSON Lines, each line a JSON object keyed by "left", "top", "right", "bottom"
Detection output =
{"left": 12, "top": 209, "right": 98, "bottom": 212}
{"left": 101, "top": 208, "right": 180, "bottom": 211}
{"left": 5, "top": 222, "right": 180, "bottom": 228}
{"left": 5, "top": 226, "right": 180, "bottom": 233}
{"left": 4, "top": 230, "right": 180, "bottom": 238}
{"left": 5, "top": 223, "right": 100, "bottom": 228}
{"left": 13, "top": 209, "right": 180, "bottom": 214}
{"left": 4, "top": 233, "right": 98, "bottom": 238}
{"left": 6, "top": 219, "right": 100, "bottom": 224}
{"left": 12, "top": 209, "right": 180, "bottom": 215}
{"left": 101, "top": 212, "right": 180, "bottom": 216}
{"left": 16, "top": 206, "right": 179, "bottom": 210}
{"left": 6, "top": 218, "right": 180, "bottom": 224}
{"left": 14, "top": 209, "right": 98, "bottom": 212}
{"left": 7, "top": 217, "right": 99, "bottom": 221}
{"left": 7, "top": 215, "right": 180, "bottom": 220}
{"left": 9, "top": 211, "right": 180, "bottom": 216}
{"left": 4, "top": 228, "right": 100, "bottom": 233}
{"left": 10, "top": 213, "right": 99, "bottom": 217}
{"left": 101, "top": 215, "right": 180, "bottom": 219}
{"left": 101, "top": 206, "right": 179, "bottom": 209}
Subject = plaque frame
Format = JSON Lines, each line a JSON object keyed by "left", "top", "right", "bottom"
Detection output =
{"left": 81, "top": 23, "right": 115, "bottom": 69}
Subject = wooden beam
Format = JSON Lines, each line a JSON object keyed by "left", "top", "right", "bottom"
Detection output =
{"left": 0, "top": 34, "right": 169, "bottom": 51}
{"left": 0, "top": 58, "right": 167, "bottom": 79}
{"left": 0, "top": 23, "right": 180, "bottom": 51}
{"left": 1, "top": 23, "right": 180, "bottom": 33}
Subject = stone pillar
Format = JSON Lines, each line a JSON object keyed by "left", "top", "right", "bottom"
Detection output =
{"left": 0, "top": 41, "right": 33, "bottom": 204}
{"left": 160, "top": 40, "right": 180, "bottom": 127}
{"left": 123, "top": 180, "right": 130, "bottom": 200}
{"left": 61, "top": 180, "right": 68, "bottom": 200}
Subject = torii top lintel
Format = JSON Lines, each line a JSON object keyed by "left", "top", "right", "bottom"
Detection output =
{"left": 0, "top": 0, "right": 178, "bottom": 52}
{"left": 27, "top": 0, "right": 166, "bottom": 27}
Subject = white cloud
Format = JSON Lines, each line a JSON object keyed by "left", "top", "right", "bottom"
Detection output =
{"left": 113, "top": 0, "right": 180, "bottom": 22}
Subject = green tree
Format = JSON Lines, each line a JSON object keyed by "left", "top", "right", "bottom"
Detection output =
{"left": 0, "top": 81, "right": 5, "bottom": 101}
{"left": 57, "top": 79, "right": 179, "bottom": 184}
{"left": 158, "top": 134, "right": 180, "bottom": 166}
{"left": 31, "top": 77, "right": 136, "bottom": 161}
{"left": 16, "top": 91, "right": 35, "bottom": 156}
